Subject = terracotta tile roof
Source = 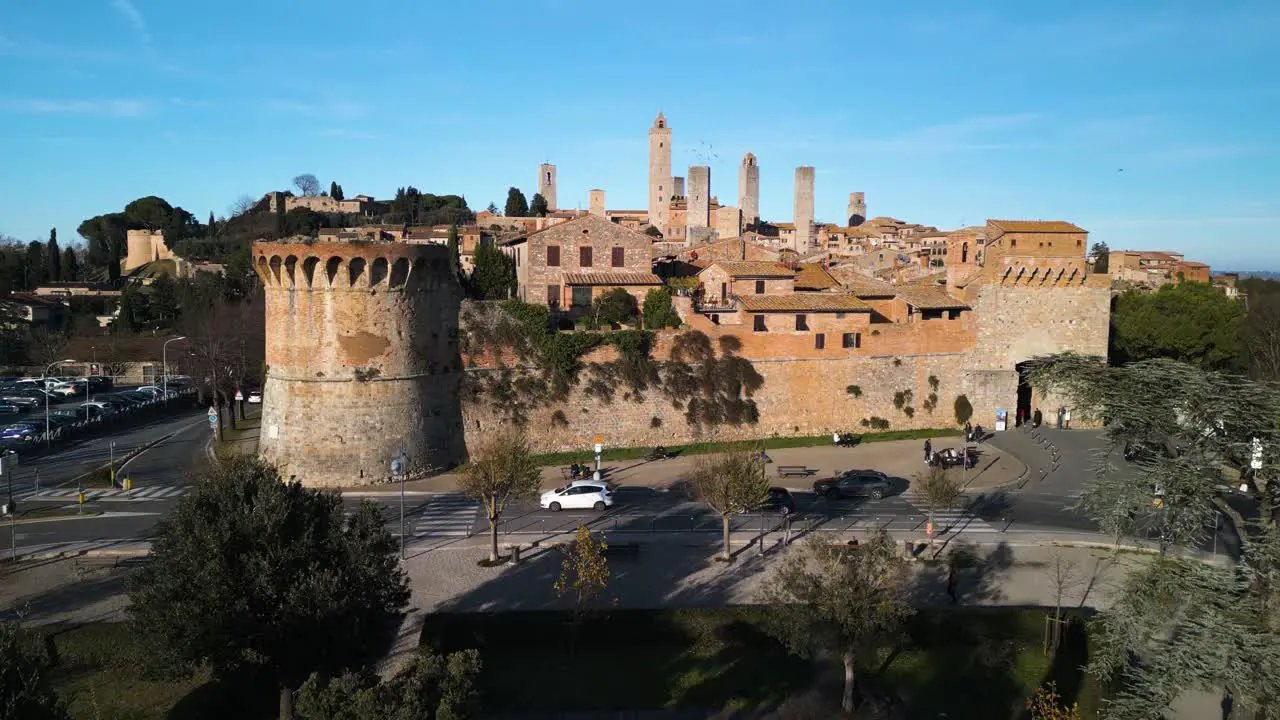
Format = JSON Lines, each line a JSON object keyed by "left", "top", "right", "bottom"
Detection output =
{"left": 771, "top": 222, "right": 796, "bottom": 230}
{"left": 738, "top": 293, "right": 871, "bottom": 313}
{"left": 704, "top": 261, "right": 796, "bottom": 278}
{"left": 564, "top": 272, "right": 663, "bottom": 286}
{"left": 988, "top": 220, "right": 1086, "bottom": 234}
{"left": 897, "top": 284, "right": 968, "bottom": 310}
{"left": 827, "top": 268, "right": 898, "bottom": 297}
{"left": 793, "top": 264, "right": 840, "bottom": 291}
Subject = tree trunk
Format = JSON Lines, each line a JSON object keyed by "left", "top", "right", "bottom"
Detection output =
{"left": 842, "top": 649, "right": 856, "bottom": 713}
{"left": 721, "top": 514, "right": 732, "bottom": 560}
{"left": 278, "top": 683, "right": 293, "bottom": 720}
{"left": 489, "top": 512, "right": 499, "bottom": 563}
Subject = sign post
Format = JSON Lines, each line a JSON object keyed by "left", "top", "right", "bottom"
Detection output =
{"left": 234, "top": 389, "right": 244, "bottom": 421}
{"left": 208, "top": 406, "right": 220, "bottom": 442}
{"left": 593, "top": 436, "right": 604, "bottom": 481}
{"left": 391, "top": 453, "right": 408, "bottom": 559}
{"left": 2, "top": 453, "right": 18, "bottom": 562}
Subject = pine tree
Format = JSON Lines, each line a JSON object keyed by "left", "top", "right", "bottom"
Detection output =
{"left": 503, "top": 187, "right": 529, "bottom": 218}
{"left": 446, "top": 224, "right": 460, "bottom": 273}
{"left": 45, "top": 229, "right": 60, "bottom": 282}
{"left": 24, "top": 241, "right": 45, "bottom": 288}
{"left": 207, "top": 211, "right": 216, "bottom": 236}
{"left": 530, "top": 193, "right": 549, "bottom": 217}
{"left": 60, "top": 247, "right": 78, "bottom": 282}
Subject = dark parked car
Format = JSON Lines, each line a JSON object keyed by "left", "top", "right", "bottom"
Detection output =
{"left": 741, "top": 487, "right": 796, "bottom": 515}
{"left": 0, "top": 403, "right": 20, "bottom": 415}
{"left": 0, "top": 423, "right": 40, "bottom": 441}
{"left": 813, "top": 470, "right": 892, "bottom": 501}
{"left": 929, "top": 447, "right": 977, "bottom": 469}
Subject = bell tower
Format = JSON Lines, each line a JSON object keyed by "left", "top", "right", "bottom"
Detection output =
{"left": 648, "top": 112, "right": 673, "bottom": 233}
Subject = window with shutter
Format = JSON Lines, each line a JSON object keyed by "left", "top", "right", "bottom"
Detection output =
{"left": 547, "top": 246, "right": 560, "bottom": 267}
{"left": 580, "top": 246, "right": 593, "bottom": 267}
{"left": 611, "top": 247, "right": 624, "bottom": 267}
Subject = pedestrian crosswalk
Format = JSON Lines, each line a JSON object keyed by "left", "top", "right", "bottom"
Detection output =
{"left": 891, "top": 493, "right": 1002, "bottom": 534}
{"left": 24, "top": 486, "right": 187, "bottom": 502}
{"left": 411, "top": 492, "right": 481, "bottom": 537}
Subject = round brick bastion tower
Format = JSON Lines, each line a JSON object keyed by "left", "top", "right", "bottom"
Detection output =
{"left": 253, "top": 238, "right": 464, "bottom": 487}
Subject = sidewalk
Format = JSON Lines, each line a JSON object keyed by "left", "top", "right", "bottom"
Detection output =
{"left": 355, "top": 436, "right": 1026, "bottom": 497}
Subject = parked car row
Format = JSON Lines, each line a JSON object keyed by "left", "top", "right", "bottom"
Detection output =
{"left": 0, "top": 379, "right": 198, "bottom": 448}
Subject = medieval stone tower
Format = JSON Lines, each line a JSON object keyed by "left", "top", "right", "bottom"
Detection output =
{"left": 687, "top": 165, "right": 711, "bottom": 239}
{"left": 538, "top": 163, "right": 557, "bottom": 211}
{"left": 588, "top": 189, "right": 606, "bottom": 216}
{"left": 847, "top": 192, "right": 866, "bottom": 227}
{"left": 738, "top": 153, "right": 760, "bottom": 226}
{"left": 254, "top": 238, "right": 464, "bottom": 487}
{"left": 793, "top": 166, "right": 815, "bottom": 251}
{"left": 648, "top": 112, "right": 673, "bottom": 233}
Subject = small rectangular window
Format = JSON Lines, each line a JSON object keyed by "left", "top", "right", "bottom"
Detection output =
{"left": 842, "top": 332, "right": 861, "bottom": 349}
{"left": 580, "top": 246, "right": 593, "bottom": 267}
{"left": 755, "top": 280, "right": 766, "bottom": 294}
{"left": 814, "top": 333, "right": 825, "bottom": 350}
{"left": 795, "top": 314, "right": 808, "bottom": 331}
{"left": 611, "top": 247, "right": 624, "bottom": 267}
{"left": 547, "top": 245, "right": 560, "bottom": 267}
{"left": 753, "top": 314, "right": 767, "bottom": 332}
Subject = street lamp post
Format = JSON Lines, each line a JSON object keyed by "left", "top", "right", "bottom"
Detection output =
{"left": 43, "top": 358, "right": 75, "bottom": 448}
{"left": 162, "top": 336, "right": 187, "bottom": 404}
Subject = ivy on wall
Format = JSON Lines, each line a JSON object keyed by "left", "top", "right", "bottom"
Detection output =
{"left": 458, "top": 300, "right": 764, "bottom": 430}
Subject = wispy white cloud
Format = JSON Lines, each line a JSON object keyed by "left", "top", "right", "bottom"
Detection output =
{"left": 266, "top": 98, "right": 369, "bottom": 119}
{"left": 314, "top": 128, "right": 379, "bottom": 140}
{"left": 754, "top": 114, "right": 1044, "bottom": 156}
{"left": 110, "top": 0, "right": 152, "bottom": 47}
{"left": 0, "top": 98, "right": 150, "bottom": 117}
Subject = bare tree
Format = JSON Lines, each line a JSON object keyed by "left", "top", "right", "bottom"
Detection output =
{"left": 292, "top": 174, "right": 321, "bottom": 197}
{"left": 459, "top": 428, "right": 542, "bottom": 563}
{"left": 917, "top": 463, "right": 963, "bottom": 544}
{"left": 230, "top": 195, "right": 258, "bottom": 218}
{"left": 1042, "top": 556, "right": 1081, "bottom": 652}
{"left": 1244, "top": 296, "right": 1280, "bottom": 381}
{"left": 99, "top": 335, "right": 131, "bottom": 383}
{"left": 25, "top": 327, "right": 69, "bottom": 368}
{"left": 688, "top": 452, "right": 770, "bottom": 560}
{"left": 759, "top": 531, "right": 914, "bottom": 713}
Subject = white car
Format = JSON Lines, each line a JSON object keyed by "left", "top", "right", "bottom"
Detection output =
{"left": 247, "top": 390, "right": 262, "bottom": 404}
{"left": 48, "top": 382, "right": 80, "bottom": 397}
{"left": 540, "top": 481, "right": 614, "bottom": 512}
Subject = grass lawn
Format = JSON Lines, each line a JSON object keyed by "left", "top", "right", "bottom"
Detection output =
{"left": 531, "top": 427, "right": 962, "bottom": 467}
{"left": 422, "top": 606, "right": 1107, "bottom": 718}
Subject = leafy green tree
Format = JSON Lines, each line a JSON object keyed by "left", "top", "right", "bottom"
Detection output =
{"left": 469, "top": 243, "right": 515, "bottom": 300}
{"left": 58, "top": 246, "right": 78, "bottom": 284}
{"left": 503, "top": 187, "right": 528, "bottom": 218}
{"left": 485, "top": 202, "right": 499, "bottom": 215}
{"left": 0, "top": 621, "right": 69, "bottom": 720}
{"left": 917, "top": 463, "right": 962, "bottom": 543}
{"left": 24, "top": 241, "right": 46, "bottom": 287}
{"left": 45, "top": 228, "right": 60, "bottom": 282}
{"left": 688, "top": 452, "right": 770, "bottom": 560}
{"left": 77, "top": 212, "right": 130, "bottom": 280}
{"left": 953, "top": 394, "right": 973, "bottom": 425}
{"left": 1027, "top": 351, "right": 1280, "bottom": 719}
{"left": 641, "top": 288, "right": 681, "bottom": 329}
{"left": 149, "top": 274, "right": 180, "bottom": 327}
{"left": 284, "top": 207, "right": 327, "bottom": 237}
{"left": 295, "top": 649, "right": 482, "bottom": 720}
{"left": 116, "top": 284, "right": 141, "bottom": 332}
{"left": 759, "top": 531, "right": 914, "bottom": 713}
{"left": 1111, "top": 283, "right": 1245, "bottom": 370}
{"left": 128, "top": 456, "right": 410, "bottom": 720}
{"left": 643, "top": 225, "right": 663, "bottom": 238}
{"left": 446, "top": 224, "right": 460, "bottom": 273}
{"left": 459, "top": 429, "right": 542, "bottom": 564}
{"left": 1090, "top": 241, "right": 1110, "bottom": 274}
{"left": 529, "top": 193, "right": 549, "bottom": 217}
{"left": 554, "top": 524, "right": 611, "bottom": 621}
{"left": 589, "top": 288, "right": 638, "bottom": 329}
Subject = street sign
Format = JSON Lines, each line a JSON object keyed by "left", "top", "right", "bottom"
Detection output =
{"left": 234, "top": 390, "right": 244, "bottom": 401}
{"left": 0, "top": 452, "right": 17, "bottom": 474}
{"left": 208, "top": 406, "right": 218, "bottom": 426}
{"left": 593, "top": 436, "right": 604, "bottom": 455}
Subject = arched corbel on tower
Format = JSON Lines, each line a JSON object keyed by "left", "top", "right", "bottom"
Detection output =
{"left": 1002, "top": 266, "right": 1013, "bottom": 284}
{"left": 1014, "top": 267, "right": 1026, "bottom": 285}
{"left": 1067, "top": 268, "right": 1079, "bottom": 284}
{"left": 325, "top": 257, "right": 343, "bottom": 287}
{"left": 268, "top": 255, "right": 283, "bottom": 285}
{"left": 1054, "top": 267, "right": 1065, "bottom": 286}
{"left": 283, "top": 255, "right": 298, "bottom": 287}
{"left": 255, "top": 255, "right": 272, "bottom": 285}
{"left": 1027, "top": 267, "right": 1040, "bottom": 285}
{"left": 370, "top": 257, "right": 389, "bottom": 287}
{"left": 389, "top": 257, "right": 410, "bottom": 289}
{"left": 348, "top": 257, "right": 368, "bottom": 288}
{"left": 301, "top": 257, "right": 320, "bottom": 288}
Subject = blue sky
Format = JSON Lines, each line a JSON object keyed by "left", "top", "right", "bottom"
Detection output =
{"left": 1, "top": 0, "right": 1278, "bottom": 270}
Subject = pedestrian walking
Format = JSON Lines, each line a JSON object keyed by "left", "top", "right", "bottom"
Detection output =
{"left": 923, "top": 439, "right": 933, "bottom": 464}
{"left": 946, "top": 567, "right": 958, "bottom": 605}
{"left": 1063, "top": 407, "right": 1072, "bottom": 429}
{"left": 964, "top": 422, "right": 973, "bottom": 443}
{"left": 1033, "top": 408, "right": 1042, "bottom": 428}
{"left": 1221, "top": 688, "right": 1233, "bottom": 719}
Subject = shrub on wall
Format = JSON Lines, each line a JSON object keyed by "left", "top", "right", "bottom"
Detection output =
{"left": 588, "top": 288, "right": 639, "bottom": 330}
{"left": 954, "top": 394, "right": 974, "bottom": 425}
{"left": 551, "top": 409, "right": 568, "bottom": 426}
{"left": 923, "top": 392, "right": 938, "bottom": 413}
{"left": 893, "top": 389, "right": 913, "bottom": 410}
{"left": 642, "top": 288, "right": 682, "bottom": 329}
{"left": 846, "top": 385, "right": 863, "bottom": 397}
{"left": 928, "top": 375, "right": 940, "bottom": 392}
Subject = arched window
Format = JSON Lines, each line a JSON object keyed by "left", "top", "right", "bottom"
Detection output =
{"left": 961, "top": 242, "right": 969, "bottom": 263}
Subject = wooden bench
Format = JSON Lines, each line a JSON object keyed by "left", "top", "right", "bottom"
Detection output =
{"left": 605, "top": 543, "right": 641, "bottom": 560}
{"left": 776, "top": 465, "right": 814, "bottom": 478}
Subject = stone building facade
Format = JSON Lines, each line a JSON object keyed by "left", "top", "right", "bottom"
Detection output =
{"left": 254, "top": 238, "right": 464, "bottom": 486}
{"left": 123, "top": 229, "right": 174, "bottom": 272}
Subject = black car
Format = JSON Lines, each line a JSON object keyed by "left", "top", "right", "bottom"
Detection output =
{"left": 929, "top": 447, "right": 977, "bottom": 469}
{"left": 741, "top": 487, "right": 796, "bottom": 515}
{"left": 813, "top": 470, "right": 892, "bottom": 500}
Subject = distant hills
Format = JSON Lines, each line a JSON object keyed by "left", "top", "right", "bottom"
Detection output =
{"left": 1220, "top": 270, "right": 1280, "bottom": 279}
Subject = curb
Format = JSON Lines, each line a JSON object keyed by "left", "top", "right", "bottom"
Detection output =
{"left": 3, "top": 546, "right": 151, "bottom": 563}
{"left": 55, "top": 417, "right": 206, "bottom": 491}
